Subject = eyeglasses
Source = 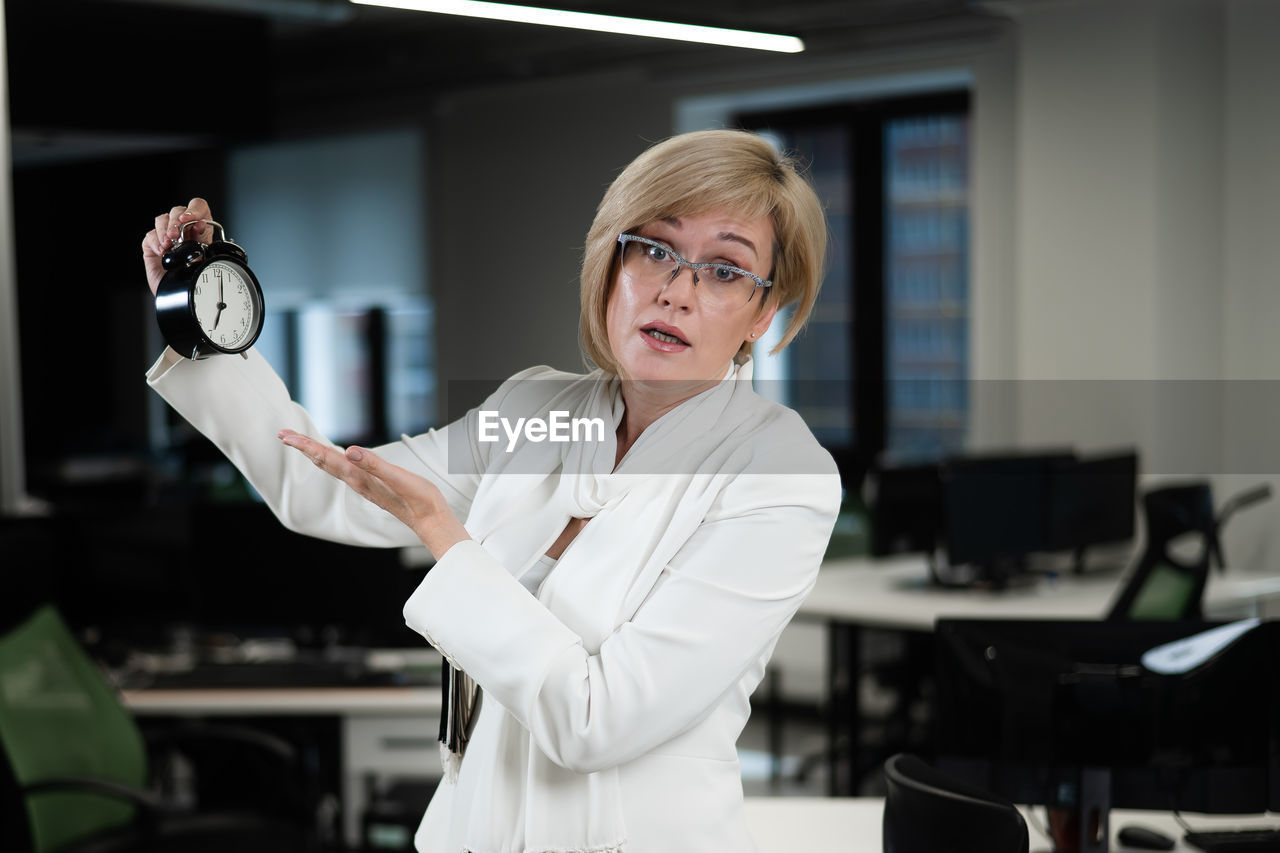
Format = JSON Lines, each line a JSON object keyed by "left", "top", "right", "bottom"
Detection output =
{"left": 617, "top": 233, "right": 771, "bottom": 310}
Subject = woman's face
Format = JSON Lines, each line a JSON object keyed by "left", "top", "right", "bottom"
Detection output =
{"left": 606, "top": 209, "right": 778, "bottom": 390}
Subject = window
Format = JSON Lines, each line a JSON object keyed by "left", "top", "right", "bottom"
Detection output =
{"left": 739, "top": 92, "right": 970, "bottom": 486}
{"left": 227, "top": 129, "right": 435, "bottom": 446}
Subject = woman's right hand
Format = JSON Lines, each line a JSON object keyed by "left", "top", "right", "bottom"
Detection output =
{"left": 141, "top": 197, "right": 215, "bottom": 297}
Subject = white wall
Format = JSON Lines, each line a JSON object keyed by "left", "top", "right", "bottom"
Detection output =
{"left": 1221, "top": 0, "right": 1280, "bottom": 570}
{"left": 426, "top": 68, "right": 672, "bottom": 397}
{"left": 1004, "top": 0, "right": 1277, "bottom": 568}
{"left": 1224, "top": 0, "right": 1280, "bottom": 382}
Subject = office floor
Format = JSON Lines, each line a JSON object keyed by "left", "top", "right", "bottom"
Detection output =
{"left": 739, "top": 658, "right": 928, "bottom": 798}
{"left": 738, "top": 710, "right": 830, "bottom": 797}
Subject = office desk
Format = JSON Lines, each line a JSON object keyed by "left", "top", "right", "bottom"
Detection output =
{"left": 124, "top": 686, "right": 442, "bottom": 847}
{"left": 797, "top": 555, "right": 1280, "bottom": 794}
{"left": 123, "top": 686, "right": 440, "bottom": 717}
{"left": 804, "top": 554, "right": 1280, "bottom": 628}
{"left": 742, "top": 796, "right": 1273, "bottom": 853}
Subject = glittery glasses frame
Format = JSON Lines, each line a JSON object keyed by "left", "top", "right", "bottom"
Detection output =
{"left": 616, "top": 233, "right": 772, "bottom": 305}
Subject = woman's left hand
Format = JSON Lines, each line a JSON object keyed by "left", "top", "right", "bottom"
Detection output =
{"left": 278, "top": 429, "right": 470, "bottom": 559}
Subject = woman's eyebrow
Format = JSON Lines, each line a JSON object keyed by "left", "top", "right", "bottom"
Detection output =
{"left": 716, "top": 231, "right": 758, "bottom": 258}
{"left": 657, "top": 217, "right": 759, "bottom": 258}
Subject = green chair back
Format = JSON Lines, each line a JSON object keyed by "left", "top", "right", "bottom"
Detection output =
{"left": 1107, "top": 484, "right": 1217, "bottom": 622}
{"left": 0, "top": 605, "right": 148, "bottom": 852}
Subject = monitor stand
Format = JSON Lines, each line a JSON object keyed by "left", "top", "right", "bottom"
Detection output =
{"left": 926, "top": 553, "right": 1038, "bottom": 591}
{"left": 1079, "top": 767, "right": 1112, "bottom": 853}
{"left": 1051, "top": 767, "right": 1112, "bottom": 853}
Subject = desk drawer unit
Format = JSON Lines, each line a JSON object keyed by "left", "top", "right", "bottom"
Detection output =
{"left": 343, "top": 712, "right": 441, "bottom": 847}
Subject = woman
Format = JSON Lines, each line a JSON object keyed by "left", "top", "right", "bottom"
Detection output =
{"left": 142, "top": 129, "right": 840, "bottom": 853}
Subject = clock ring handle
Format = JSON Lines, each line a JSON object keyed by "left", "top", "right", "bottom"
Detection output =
{"left": 176, "top": 218, "right": 227, "bottom": 246}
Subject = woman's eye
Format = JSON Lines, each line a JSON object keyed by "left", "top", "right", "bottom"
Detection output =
{"left": 711, "top": 265, "right": 742, "bottom": 283}
{"left": 644, "top": 245, "right": 670, "bottom": 262}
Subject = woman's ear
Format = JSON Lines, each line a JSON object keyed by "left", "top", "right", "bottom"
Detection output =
{"left": 747, "top": 301, "right": 778, "bottom": 344}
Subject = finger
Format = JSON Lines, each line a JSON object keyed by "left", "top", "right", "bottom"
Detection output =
{"left": 280, "top": 431, "right": 374, "bottom": 489}
{"left": 154, "top": 213, "right": 174, "bottom": 253}
{"left": 179, "top": 198, "right": 212, "bottom": 242}
{"left": 281, "top": 432, "right": 412, "bottom": 522}
{"left": 345, "top": 446, "right": 413, "bottom": 490}
{"left": 344, "top": 446, "right": 443, "bottom": 517}
{"left": 281, "top": 432, "right": 374, "bottom": 495}
{"left": 142, "top": 230, "right": 164, "bottom": 258}
{"left": 278, "top": 430, "right": 340, "bottom": 470}
{"left": 162, "top": 205, "right": 189, "bottom": 246}
{"left": 164, "top": 203, "right": 207, "bottom": 243}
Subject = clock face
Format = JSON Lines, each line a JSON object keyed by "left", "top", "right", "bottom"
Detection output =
{"left": 192, "top": 260, "right": 262, "bottom": 351}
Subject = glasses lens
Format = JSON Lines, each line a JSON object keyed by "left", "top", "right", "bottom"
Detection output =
{"left": 699, "top": 264, "right": 760, "bottom": 309}
{"left": 622, "top": 237, "right": 676, "bottom": 281}
{"left": 620, "top": 236, "right": 762, "bottom": 309}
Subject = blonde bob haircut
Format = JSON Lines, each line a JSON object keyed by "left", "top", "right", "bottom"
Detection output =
{"left": 580, "top": 129, "right": 828, "bottom": 375}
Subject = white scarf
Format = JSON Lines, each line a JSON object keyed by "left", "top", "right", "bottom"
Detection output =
{"left": 433, "top": 359, "right": 775, "bottom": 853}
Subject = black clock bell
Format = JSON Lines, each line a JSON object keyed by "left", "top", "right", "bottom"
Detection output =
{"left": 155, "top": 219, "right": 265, "bottom": 360}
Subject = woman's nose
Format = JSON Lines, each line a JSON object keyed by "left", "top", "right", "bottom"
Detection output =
{"left": 659, "top": 264, "right": 698, "bottom": 309}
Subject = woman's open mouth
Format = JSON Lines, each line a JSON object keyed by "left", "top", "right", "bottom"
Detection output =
{"left": 640, "top": 323, "right": 690, "bottom": 351}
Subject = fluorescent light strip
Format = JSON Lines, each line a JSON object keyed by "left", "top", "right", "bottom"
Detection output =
{"left": 351, "top": 0, "right": 805, "bottom": 53}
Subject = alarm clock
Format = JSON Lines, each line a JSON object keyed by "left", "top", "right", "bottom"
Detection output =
{"left": 155, "top": 219, "right": 265, "bottom": 360}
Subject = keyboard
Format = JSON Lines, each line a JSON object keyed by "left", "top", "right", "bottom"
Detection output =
{"left": 1184, "top": 829, "right": 1280, "bottom": 852}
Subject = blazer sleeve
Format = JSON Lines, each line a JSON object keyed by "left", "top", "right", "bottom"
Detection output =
{"left": 403, "top": 449, "right": 841, "bottom": 774}
{"left": 146, "top": 347, "right": 484, "bottom": 552}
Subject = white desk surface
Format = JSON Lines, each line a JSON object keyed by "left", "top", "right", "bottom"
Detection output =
{"left": 743, "top": 796, "right": 1276, "bottom": 853}
{"left": 800, "top": 554, "right": 1280, "bottom": 630}
{"left": 121, "top": 685, "right": 441, "bottom": 716}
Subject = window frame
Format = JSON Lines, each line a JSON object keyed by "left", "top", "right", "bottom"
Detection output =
{"left": 736, "top": 89, "right": 971, "bottom": 490}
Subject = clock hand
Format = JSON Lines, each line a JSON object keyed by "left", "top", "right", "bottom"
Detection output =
{"left": 211, "top": 271, "right": 225, "bottom": 328}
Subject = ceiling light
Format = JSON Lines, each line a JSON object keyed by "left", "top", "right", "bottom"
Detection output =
{"left": 350, "top": 0, "right": 805, "bottom": 53}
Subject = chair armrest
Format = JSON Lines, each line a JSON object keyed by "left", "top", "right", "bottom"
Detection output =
{"left": 143, "top": 722, "right": 313, "bottom": 819}
{"left": 23, "top": 776, "right": 163, "bottom": 811}
{"left": 145, "top": 721, "right": 297, "bottom": 764}
{"left": 20, "top": 777, "right": 165, "bottom": 853}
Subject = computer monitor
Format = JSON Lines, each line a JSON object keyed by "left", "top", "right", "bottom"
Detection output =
{"left": 56, "top": 501, "right": 427, "bottom": 651}
{"left": 867, "top": 449, "right": 1137, "bottom": 587}
{"left": 1046, "top": 451, "right": 1138, "bottom": 569}
{"left": 866, "top": 462, "right": 943, "bottom": 558}
{"left": 184, "top": 502, "right": 427, "bottom": 648}
{"left": 934, "top": 618, "right": 1277, "bottom": 816}
{"left": 940, "top": 451, "right": 1073, "bottom": 583}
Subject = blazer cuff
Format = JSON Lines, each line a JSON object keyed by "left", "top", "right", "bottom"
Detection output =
{"left": 403, "top": 539, "right": 580, "bottom": 724}
{"left": 146, "top": 347, "right": 186, "bottom": 383}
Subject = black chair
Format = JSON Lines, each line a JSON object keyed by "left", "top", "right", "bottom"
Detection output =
{"left": 0, "top": 603, "right": 318, "bottom": 853}
{"left": 883, "top": 753, "right": 1028, "bottom": 853}
{"left": 1107, "top": 482, "right": 1271, "bottom": 621}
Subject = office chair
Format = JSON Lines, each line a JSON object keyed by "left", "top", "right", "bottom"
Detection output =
{"left": 1106, "top": 482, "right": 1271, "bottom": 621}
{"left": 882, "top": 753, "right": 1029, "bottom": 853}
{"left": 0, "top": 604, "right": 316, "bottom": 853}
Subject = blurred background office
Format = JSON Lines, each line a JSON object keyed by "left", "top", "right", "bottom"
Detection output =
{"left": 2, "top": 0, "right": 1280, "bottom": 849}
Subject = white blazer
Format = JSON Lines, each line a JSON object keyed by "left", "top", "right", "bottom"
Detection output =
{"left": 147, "top": 350, "right": 841, "bottom": 853}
